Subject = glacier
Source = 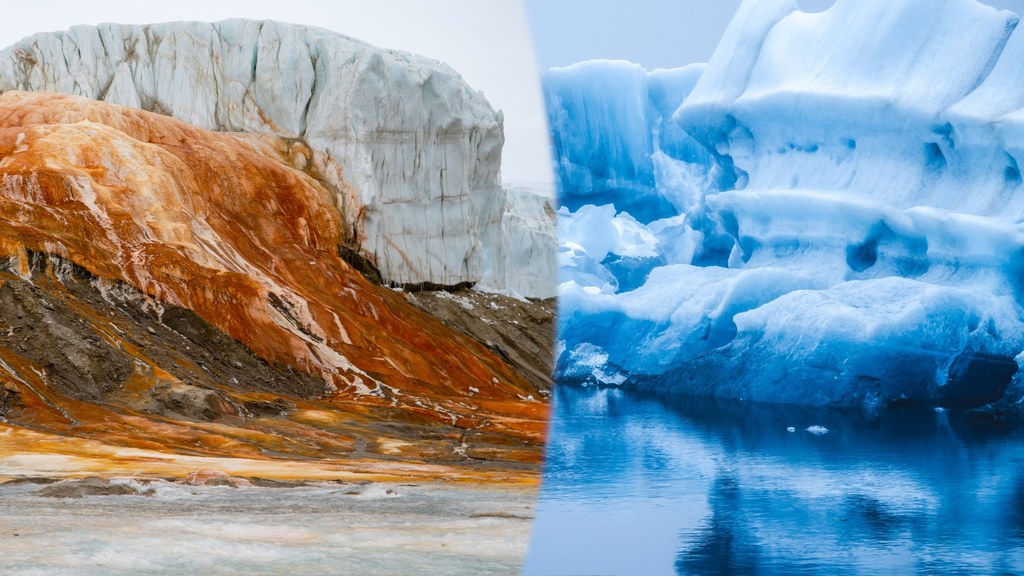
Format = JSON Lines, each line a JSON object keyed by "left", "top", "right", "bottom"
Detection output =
{"left": 0, "top": 20, "right": 555, "bottom": 298}
{"left": 477, "top": 182, "right": 557, "bottom": 297}
{"left": 551, "top": 0, "right": 1024, "bottom": 416}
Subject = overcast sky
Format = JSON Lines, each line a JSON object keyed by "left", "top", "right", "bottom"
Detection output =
{"left": 0, "top": 0, "right": 553, "bottom": 185}
{"left": 525, "top": 0, "right": 1024, "bottom": 71}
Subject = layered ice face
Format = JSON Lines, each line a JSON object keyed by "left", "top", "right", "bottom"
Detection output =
{"left": 551, "top": 0, "right": 1024, "bottom": 415}
{"left": 545, "top": 61, "right": 713, "bottom": 221}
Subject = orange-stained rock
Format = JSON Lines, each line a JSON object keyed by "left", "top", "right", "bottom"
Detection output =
{"left": 0, "top": 91, "right": 548, "bottom": 477}
{"left": 183, "top": 469, "right": 253, "bottom": 488}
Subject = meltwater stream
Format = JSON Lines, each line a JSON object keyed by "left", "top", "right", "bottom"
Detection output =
{"left": 525, "top": 386, "right": 1024, "bottom": 575}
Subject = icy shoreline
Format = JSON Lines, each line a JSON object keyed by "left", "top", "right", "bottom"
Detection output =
{"left": 0, "top": 477, "right": 535, "bottom": 575}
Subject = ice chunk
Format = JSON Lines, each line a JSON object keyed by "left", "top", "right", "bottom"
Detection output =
{"left": 557, "top": 203, "right": 709, "bottom": 294}
{"left": 559, "top": 204, "right": 619, "bottom": 263}
{"left": 557, "top": 342, "right": 628, "bottom": 387}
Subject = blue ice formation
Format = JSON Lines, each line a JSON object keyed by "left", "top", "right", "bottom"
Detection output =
{"left": 545, "top": 61, "right": 712, "bottom": 222}
{"left": 551, "top": 0, "right": 1024, "bottom": 415}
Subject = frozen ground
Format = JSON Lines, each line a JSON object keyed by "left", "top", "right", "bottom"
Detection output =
{"left": 0, "top": 480, "right": 534, "bottom": 576}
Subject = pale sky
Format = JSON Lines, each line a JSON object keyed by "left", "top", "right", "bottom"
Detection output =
{"left": 0, "top": 0, "right": 553, "bottom": 185}
{"left": 5, "top": 2, "right": 1023, "bottom": 185}
{"left": 526, "top": 0, "right": 1024, "bottom": 71}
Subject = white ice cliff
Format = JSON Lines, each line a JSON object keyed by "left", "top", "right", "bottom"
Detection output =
{"left": 478, "top": 182, "right": 557, "bottom": 298}
{"left": 0, "top": 20, "right": 554, "bottom": 298}
{"left": 551, "top": 0, "right": 1024, "bottom": 414}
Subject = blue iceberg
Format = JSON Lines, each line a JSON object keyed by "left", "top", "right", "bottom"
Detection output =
{"left": 551, "top": 0, "right": 1024, "bottom": 416}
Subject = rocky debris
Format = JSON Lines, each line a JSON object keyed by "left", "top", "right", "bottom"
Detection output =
{"left": 241, "top": 398, "right": 294, "bottom": 417}
{"left": 405, "top": 290, "right": 555, "bottom": 392}
{"left": 35, "top": 477, "right": 154, "bottom": 498}
{"left": 0, "top": 381, "right": 19, "bottom": 417}
{"left": 0, "top": 252, "right": 327, "bottom": 410}
{"left": 245, "top": 477, "right": 312, "bottom": 488}
{"left": 337, "top": 245, "right": 384, "bottom": 285}
{"left": 182, "top": 469, "right": 253, "bottom": 488}
{"left": 143, "top": 382, "right": 242, "bottom": 422}
{"left": 152, "top": 305, "right": 326, "bottom": 399}
{"left": 0, "top": 257, "right": 544, "bottom": 472}
{"left": 0, "top": 279, "right": 133, "bottom": 402}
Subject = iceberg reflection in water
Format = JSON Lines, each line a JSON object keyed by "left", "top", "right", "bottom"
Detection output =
{"left": 525, "top": 385, "right": 1024, "bottom": 575}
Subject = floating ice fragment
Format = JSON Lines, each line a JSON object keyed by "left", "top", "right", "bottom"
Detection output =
{"left": 591, "top": 368, "right": 627, "bottom": 386}
{"left": 806, "top": 425, "right": 829, "bottom": 435}
{"left": 787, "top": 427, "right": 796, "bottom": 433}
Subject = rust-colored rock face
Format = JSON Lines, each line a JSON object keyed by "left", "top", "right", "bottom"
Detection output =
{"left": 0, "top": 91, "right": 546, "bottom": 479}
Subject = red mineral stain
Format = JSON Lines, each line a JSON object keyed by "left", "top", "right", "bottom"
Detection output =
{"left": 0, "top": 91, "right": 547, "bottom": 480}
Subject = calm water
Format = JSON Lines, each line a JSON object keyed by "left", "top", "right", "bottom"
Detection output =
{"left": 525, "top": 386, "right": 1024, "bottom": 575}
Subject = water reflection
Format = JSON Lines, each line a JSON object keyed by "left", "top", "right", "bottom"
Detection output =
{"left": 525, "top": 386, "right": 1024, "bottom": 575}
{"left": 676, "top": 472, "right": 765, "bottom": 576}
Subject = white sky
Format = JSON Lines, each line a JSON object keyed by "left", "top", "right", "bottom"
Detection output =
{"left": 0, "top": 0, "right": 553, "bottom": 185}
{"left": 526, "top": 0, "right": 1024, "bottom": 72}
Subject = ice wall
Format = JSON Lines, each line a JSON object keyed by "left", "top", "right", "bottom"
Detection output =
{"left": 544, "top": 61, "right": 712, "bottom": 222}
{"left": 0, "top": 20, "right": 554, "bottom": 295}
{"left": 552, "top": 0, "right": 1024, "bottom": 415}
{"left": 477, "top": 183, "right": 557, "bottom": 298}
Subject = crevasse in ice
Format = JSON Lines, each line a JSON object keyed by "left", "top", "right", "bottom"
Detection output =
{"left": 550, "top": 0, "right": 1024, "bottom": 415}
